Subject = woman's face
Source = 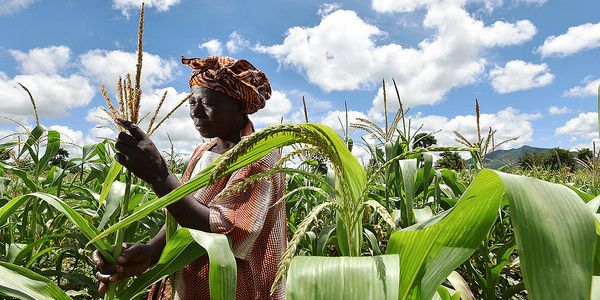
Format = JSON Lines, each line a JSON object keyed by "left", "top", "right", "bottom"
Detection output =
{"left": 188, "top": 86, "right": 245, "bottom": 139}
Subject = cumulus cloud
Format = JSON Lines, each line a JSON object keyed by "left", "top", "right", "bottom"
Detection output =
{"left": 410, "top": 107, "right": 542, "bottom": 150}
{"left": 79, "top": 49, "right": 178, "bottom": 94}
{"left": 9, "top": 45, "right": 71, "bottom": 75}
{"left": 372, "top": 0, "right": 546, "bottom": 13}
{"left": 562, "top": 77, "right": 600, "bottom": 97}
{"left": 112, "top": 0, "right": 181, "bottom": 17}
{"left": 257, "top": 2, "right": 536, "bottom": 121}
{"left": 0, "top": 0, "right": 36, "bottom": 15}
{"left": 537, "top": 22, "right": 600, "bottom": 57}
{"left": 555, "top": 112, "right": 598, "bottom": 141}
{"left": 0, "top": 74, "right": 94, "bottom": 121}
{"left": 320, "top": 110, "right": 369, "bottom": 134}
{"left": 489, "top": 60, "right": 554, "bottom": 93}
{"left": 0, "top": 45, "right": 94, "bottom": 122}
{"left": 317, "top": 3, "right": 342, "bottom": 16}
{"left": 226, "top": 32, "right": 250, "bottom": 54}
{"left": 250, "top": 90, "right": 292, "bottom": 127}
{"left": 199, "top": 39, "right": 223, "bottom": 56}
{"left": 548, "top": 106, "right": 571, "bottom": 115}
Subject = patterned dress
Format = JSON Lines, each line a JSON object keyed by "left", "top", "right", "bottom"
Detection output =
{"left": 149, "top": 123, "right": 286, "bottom": 300}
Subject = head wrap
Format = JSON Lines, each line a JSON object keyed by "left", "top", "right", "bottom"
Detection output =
{"left": 181, "top": 56, "right": 271, "bottom": 114}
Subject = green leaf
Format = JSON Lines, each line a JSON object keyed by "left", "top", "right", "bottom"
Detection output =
{"left": 285, "top": 255, "right": 399, "bottom": 300}
{"left": 1, "top": 164, "right": 37, "bottom": 191}
{"left": 399, "top": 158, "right": 418, "bottom": 225}
{"left": 0, "top": 193, "right": 114, "bottom": 264}
{"left": 119, "top": 228, "right": 205, "bottom": 299}
{"left": 36, "top": 130, "right": 60, "bottom": 175}
{"left": 98, "top": 180, "right": 126, "bottom": 230}
{"left": 386, "top": 169, "right": 596, "bottom": 300}
{"left": 19, "top": 125, "right": 45, "bottom": 162}
{"left": 188, "top": 229, "right": 237, "bottom": 300}
{"left": 120, "top": 228, "right": 236, "bottom": 300}
{"left": 316, "top": 225, "right": 336, "bottom": 256}
{"left": 0, "top": 261, "right": 72, "bottom": 300}
{"left": 99, "top": 160, "right": 122, "bottom": 207}
{"left": 422, "top": 153, "right": 433, "bottom": 198}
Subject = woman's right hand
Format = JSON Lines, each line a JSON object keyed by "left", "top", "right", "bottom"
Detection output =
{"left": 93, "top": 243, "right": 162, "bottom": 293}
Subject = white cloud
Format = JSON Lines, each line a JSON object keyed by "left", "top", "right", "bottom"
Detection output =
{"left": 410, "top": 107, "right": 541, "bottom": 150}
{"left": 0, "top": 0, "right": 36, "bottom": 15}
{"left": 548, "top": 106, "right": 571, "bottom": 115}
{"left": 476, "top": 0, "right": 547, "bottom": 11}
{"left": 317, "top": 3, "right": 342, "bottom": 16}
{"left": 257, "top": 4, "right": 536, "bottom": 121}
{"left": 79, "top": 49, "right": 178, "bottom": 94}
{"left": 226, "top": 32, "right": 250, "bottom": 54}
{"left": 489, "top": 60, "right": 554, "bottom": 93}
{"left": 199, "top": 39, "right": 223, "bottom": 56}
{"left": 250, "top": 90, "right": 292, "bottom": 127}
{"left": 0, "top": 72, "right": 94, "bottom": 120}
{"left": 0, "top": 45, "right": 94, "bottom": 122}
{"left": 538, "top": 22, "right": 600, "bottom": 57}
{"left": 320, "top": 110, "right": 369, "bottom": 134}
{"left": 9, "top": 45, "right": 71, "bottom": 74}
{"left": 112, "top": 0, "right": 181, "bottom": 16}
{"left": 562, "top": 77, "right": 600, "bottom": 97}
{"left": 372, "top": 0, "right": 546, "bottom": 13}
{"left": 555, "top": 112, "right": 598, "bottom": 141}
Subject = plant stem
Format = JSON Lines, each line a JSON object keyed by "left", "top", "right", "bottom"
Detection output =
{"left": 104, "top": 170, "right": 132, "bottom": 300}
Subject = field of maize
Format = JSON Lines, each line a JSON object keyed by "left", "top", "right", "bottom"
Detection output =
{"left": 1, "top": 4, "right": 600, "bottom": 300}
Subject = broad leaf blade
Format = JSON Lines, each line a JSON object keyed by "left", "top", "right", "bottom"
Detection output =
{"left": 0, "top": 261, "right": 71, "bottom": 300}
{"left": 386, "top": 169, "right": 596, "bottom": 300}
{"left": 500, "top": 171, "right": 596, "bottom": 299}
{"left": 189, "top": 229, "right": 237, "bottom": 300}
{"left": 119, "top": 228, "right": 206, "bottom": 299}
{"left": 285, "top": 255, "right": 399, "bottom": 300}
{"left": 99, "top": 160, "right": 122, "bottom": 207}
{"left": 36, "top": 130, "right": 60, "bottom": 175}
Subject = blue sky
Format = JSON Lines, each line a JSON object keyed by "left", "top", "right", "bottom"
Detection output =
{"left": 0, "top": 0, "right": 598, "bottom": 160}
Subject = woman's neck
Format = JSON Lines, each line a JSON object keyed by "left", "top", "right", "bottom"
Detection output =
{"left": 210, "top": 118, "right": 247, "bottom": 154}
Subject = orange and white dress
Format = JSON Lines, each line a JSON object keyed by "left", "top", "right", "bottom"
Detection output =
{"left": 149, "top": 123, "right": 286, "bottom": 300}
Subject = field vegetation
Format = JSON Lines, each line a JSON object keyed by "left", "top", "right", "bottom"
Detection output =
{"left": 1, "top": 4, "right": 599, "bottom": 300}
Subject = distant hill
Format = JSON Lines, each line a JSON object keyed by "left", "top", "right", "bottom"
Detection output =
{"left": 466, "top": 145, "right": 552, "bottom": 170}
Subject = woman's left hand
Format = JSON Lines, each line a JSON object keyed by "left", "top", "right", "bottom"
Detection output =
{"left": 114, "top": 119, "right": 169, "bottom": 184}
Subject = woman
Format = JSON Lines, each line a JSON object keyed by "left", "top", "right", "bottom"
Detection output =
{"left": 93, "top": 56, "right": 286, "bottom": 299}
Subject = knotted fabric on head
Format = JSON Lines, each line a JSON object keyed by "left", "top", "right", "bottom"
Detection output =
{"left": 181, "top": 56, "right": 271, "bottom": 114}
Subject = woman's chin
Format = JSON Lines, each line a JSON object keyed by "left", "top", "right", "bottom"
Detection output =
{"left": 196, "top": 128, "right": 214, "bottom": 138}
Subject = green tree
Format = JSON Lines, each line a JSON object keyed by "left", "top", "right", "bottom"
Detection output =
{"left": 412, "top": 133, "right": 437, "bottom": 149}
{"left": 50, "top": 148, "right": 70, "bottom": 168}
{"left": 544, "top": 147, "right": 575, "bottom": 170}
{"left": 435, "top": 151, "right": 465, "bottom": 171}
{"left": 576, "top": 148, "right": 594, "bottom": 162}
{"left": 518, "top": 152, "right": 545, "bottom": 169}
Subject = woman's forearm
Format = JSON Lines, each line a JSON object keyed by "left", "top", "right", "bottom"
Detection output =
{"left": 150, "top": 172, "right": 211, "bottom": 232}
{"left": 147, "top": 226, "right": 167, "bottom": 264}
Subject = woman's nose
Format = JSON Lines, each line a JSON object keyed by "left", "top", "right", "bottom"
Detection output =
{"left": 191, "top": 103, "right": 207, "bottom": 117}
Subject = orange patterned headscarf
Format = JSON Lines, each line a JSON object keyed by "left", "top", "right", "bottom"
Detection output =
{"left": 181, "top": 56, "right": 271, "bottom": 114}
